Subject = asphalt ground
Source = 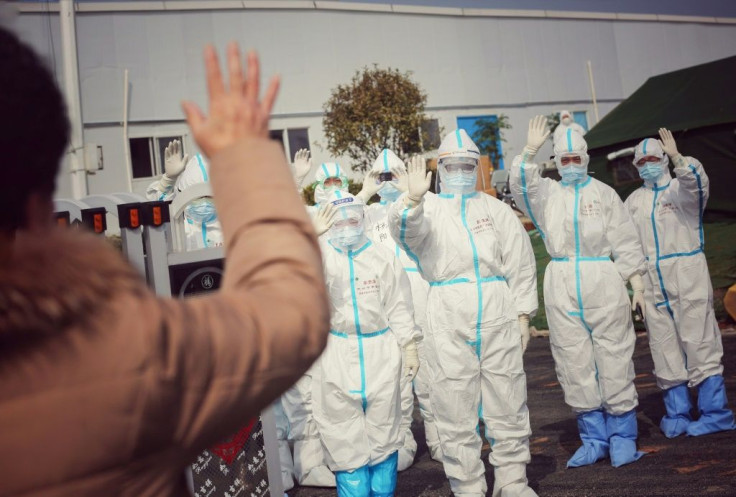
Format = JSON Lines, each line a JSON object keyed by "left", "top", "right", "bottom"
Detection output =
{"left": 289, "top": 330, "right": 736, "bottom": 497}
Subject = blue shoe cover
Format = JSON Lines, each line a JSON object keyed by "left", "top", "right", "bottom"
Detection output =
{"left": 687, "top": 375, "right": 736, "bottom": 436}
{"left": 661, "top": 383, "right": 692, "bottom": 438}
{"left": 336, "top": 466, "right": 371, "bottom": 497}
{"left": 369, "top": 451, "right": 398, "bottom": 497}
{"left": 567, "top": 409, "right": 609, "bottom": 468}
{"left": 606, "top": 409, "right": 645, "bottom": 468}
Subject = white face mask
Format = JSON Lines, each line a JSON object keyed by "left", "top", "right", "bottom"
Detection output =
{"left": 561, "top": 116, "right": 572, "bottom": 125}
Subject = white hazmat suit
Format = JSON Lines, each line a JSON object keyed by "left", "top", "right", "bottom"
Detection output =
{"left": 314, "top": 191, "right": 421, "bottom": 497}
{"left": 510, "top": 121, "right": 646, "bottom": 469}
{"left": 146, "top": 153, "right": 223, "bottom": 250}
{"left": 389, "top": 130, "right": 538, "bottom": 497}
{"left": 625, "top": 133, "right": 734, "bottom": 438}
{"left": 364, "top": 149, "right": 442, "bottom": 468}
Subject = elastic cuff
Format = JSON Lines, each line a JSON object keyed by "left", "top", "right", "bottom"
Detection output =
{"left": 159, "top": 174, "right": 176, "bottom": 189}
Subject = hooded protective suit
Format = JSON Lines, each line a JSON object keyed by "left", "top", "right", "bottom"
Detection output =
{"left": 280, "top": 161, "right": 350, "bottom": 488}
{"left": 146, "top": 154, "right": 223, "bottom": 250}
{"left": 365, "top": 149, "right": 441, "bottom": 468}
{"left": 389, "top": 130, "right": 538, "bottom": 497}
{"left": 314, "top": 191, "right": 421, "bottom": 496}
{"left": 552, "top": 109, "right": 586, "bottom": 144}
{"left": 510, "top": 128, "right": 646, "bottom": 468}
{"left": 625, "top": 137, "right": 734, "bottom": 437}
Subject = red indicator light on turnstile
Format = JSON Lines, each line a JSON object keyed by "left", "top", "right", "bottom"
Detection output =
{"left": 93, "top": 213, "right": 104, "bottom": 233}
{"left": 153, "top": 206, "right": 162, "bottom": 226}
{"left": 129, "top": 209, "right": 140, "bottom": 229}
{"left": 57, "top": 217, "right": 68, "bottom": 227}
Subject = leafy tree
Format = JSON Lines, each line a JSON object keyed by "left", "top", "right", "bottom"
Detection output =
{"left": 323, "top": 65, "right": 429, "bottom": 173}
{"left": 471, "top": 114, "right": 511, "bottom": 168}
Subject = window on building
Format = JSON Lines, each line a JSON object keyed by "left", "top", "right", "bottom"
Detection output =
{"left": 270, "top": 128, "right": 311, "bottom": 161}
{"left": 573, "top": 111, "right": 589, "bottom": 132}
{"left": 611, "top": 156, "right": 641, "bottom": 187}
{"left": 420, "top": 119, "right": 441, "bottom": 151}
{"left": 129, "top": 135, "right": 185, "bottom": 179}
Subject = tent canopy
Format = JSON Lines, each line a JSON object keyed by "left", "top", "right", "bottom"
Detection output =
{"left": 585, "top": 55, "right": 736, "bottom": 216}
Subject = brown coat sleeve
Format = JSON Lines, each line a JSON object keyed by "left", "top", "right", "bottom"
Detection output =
{"left": 136, "top": 138, "right": 329, "bottom": 457}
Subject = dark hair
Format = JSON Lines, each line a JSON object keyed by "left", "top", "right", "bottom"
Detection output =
{"left": 0, "top": 26, "right": 70, "bottom": 231}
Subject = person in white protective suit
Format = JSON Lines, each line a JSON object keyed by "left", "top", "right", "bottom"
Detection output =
{"left": 361, "top": 149, "right": 443, "bottom": 468}
{"left": 552, "top": 109, "right": 586, "bottom": 145}
{"left": 387, "top": 129, "right": 538, "bottom": 497}
{"left": 272, "top": 398, "right": 296, "bottom": 492}
{"left": 146, "top": 139, "right": 223, "bottom": 250}
{"left": 625, "top": 129, "right": 735, "bottom": 438}
{"left": 312, "top": 190, "right": 421, "bottom": 497}
{"left": 510, "top": 116, "right": 647, "bottom": 469}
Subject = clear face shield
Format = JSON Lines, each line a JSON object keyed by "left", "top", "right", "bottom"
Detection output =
{"left": 329, "top": 204, "right": 366, "bottom": 249}
{"left": 438, "top": 156, "right": 478, "bottom": 194}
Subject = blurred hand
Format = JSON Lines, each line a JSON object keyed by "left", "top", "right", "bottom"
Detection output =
{"left": 392, "top": 166, "right": 408, "bottom": 193}
{"left": 293, "top": 148, "right": 312, "bottom": 185}
{"left": 357, "top": 170, "right": 385, "bottom": 203}
{"left": 526, "top": 115, "right": 551, "bottom": 154}
{"left": 182, "top": 43, "right": 280, "bottom": 158}
{"left": 163, "top": 139, "right": 189, "bottom": 179}
{"left": 658, "top": 128, "right": 680, "bottom": 158}
{"left": 312, "top": 202, "right": 337, "bottom": 237}
{"left": 406, "top": 155, "right": 432, "bottom": 206}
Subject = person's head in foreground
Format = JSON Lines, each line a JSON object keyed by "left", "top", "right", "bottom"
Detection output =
{"left": 0, "top": 27, "right": 70, "bottom": 239}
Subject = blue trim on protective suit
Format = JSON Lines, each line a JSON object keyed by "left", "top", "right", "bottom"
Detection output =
{"left": 688, "top": 164, "right": 705, "bottom": 251}
{"left": 460, "top": 195, "right": 483, "bottom": 359}
{"left": 572, "top": 180, "right": 594, "bottom": 335}
{"left": 551, "top": 256, "right": 609, "bottom": 262}
{"left": 456, "top": 129, "right": 463, "bottom": 148}
{"left": 196, "top": 154, "right": 208, "bottom": 182}
{"left": 429, "top": 276, "right": 505, "bottom": 287}
{"left": 330, "top": 327, "right": 389, "bottom": 339}
{"left": 520, "top": 160, "right": 545, "bottom": 240}
{"left": 642, "top": 138, "right": 648, "bottom": 154}
{"left": 650, "top": 187, "right": 675, "bottom": 321}
{"left": 383, "top": 149, "right": 389, "bottom": 172}
{"left": 567, "top": 128, "right": 573, "bottom": 153}
{"left": 347, "top": 247, "right": 368, "bottom": 412}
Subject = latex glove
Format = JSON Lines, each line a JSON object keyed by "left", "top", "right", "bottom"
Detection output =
{"left": 403, "top": 339, "right": 419, "bottom": 381}
{"left": 292, "top": 148, "right": 312, "bottom": 186}
{"left": 405, "top": 155, "right": 432, "bottom": 208}
{"left": 524, "top": 115, "right": 550, "bottom": 156}
{"left": 182, "top": 45, "right": 281, "bottom": 158}
{"left": 518, "top": 314, "right": 530, "bottom": 352}
{"left": 658, "top": 128, "right": 680, "bottom": 158}
{"left": 312, "top": 202, "right": 337, "bottom": 237}
{"left": 162, "top": 139, "right": 189, "bottom": 186}
{"left": 356, "top": 170, "right": 385, "bottom": 203}
{"left": 629, "top": 273, "right": 646, "bottom": 321}
{"left": 392, "top": 166, "right": 409, "bottom": 193}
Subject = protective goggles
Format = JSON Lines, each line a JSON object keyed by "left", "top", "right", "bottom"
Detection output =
{"left": 635, "top": 155, "right": 662, "bottom": 167}
{"left": 319, "top": 176, "right": 347, "bottom": 188}
{"left": 439, "top": 157, "right": 478, "bottom": 174}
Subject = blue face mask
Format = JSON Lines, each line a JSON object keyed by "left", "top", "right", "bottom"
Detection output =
{"left": 185, "top": 198, "right": 217, "bottom": 224}
{"left": 559, "top": 165, "right": 588, "bottom": 185}
{"left": 330, "top": 225, "right": 365, "bottom": 249}
{"left": 639, "top": 163, "right": 664, "bottom": 184}
{"left": 379, "top": 182, "right": 402, "bottom": 202}
{"left": 442, "top": 172, "right": 477, "bottom": 194}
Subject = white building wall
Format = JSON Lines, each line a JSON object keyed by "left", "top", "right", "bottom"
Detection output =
{"left": 9, "top": 7, "right": 736, "bottom": 197}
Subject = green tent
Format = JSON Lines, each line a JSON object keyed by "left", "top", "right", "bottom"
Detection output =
{"left": 585, "top": 55, "right": 736, "bottom": 217}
